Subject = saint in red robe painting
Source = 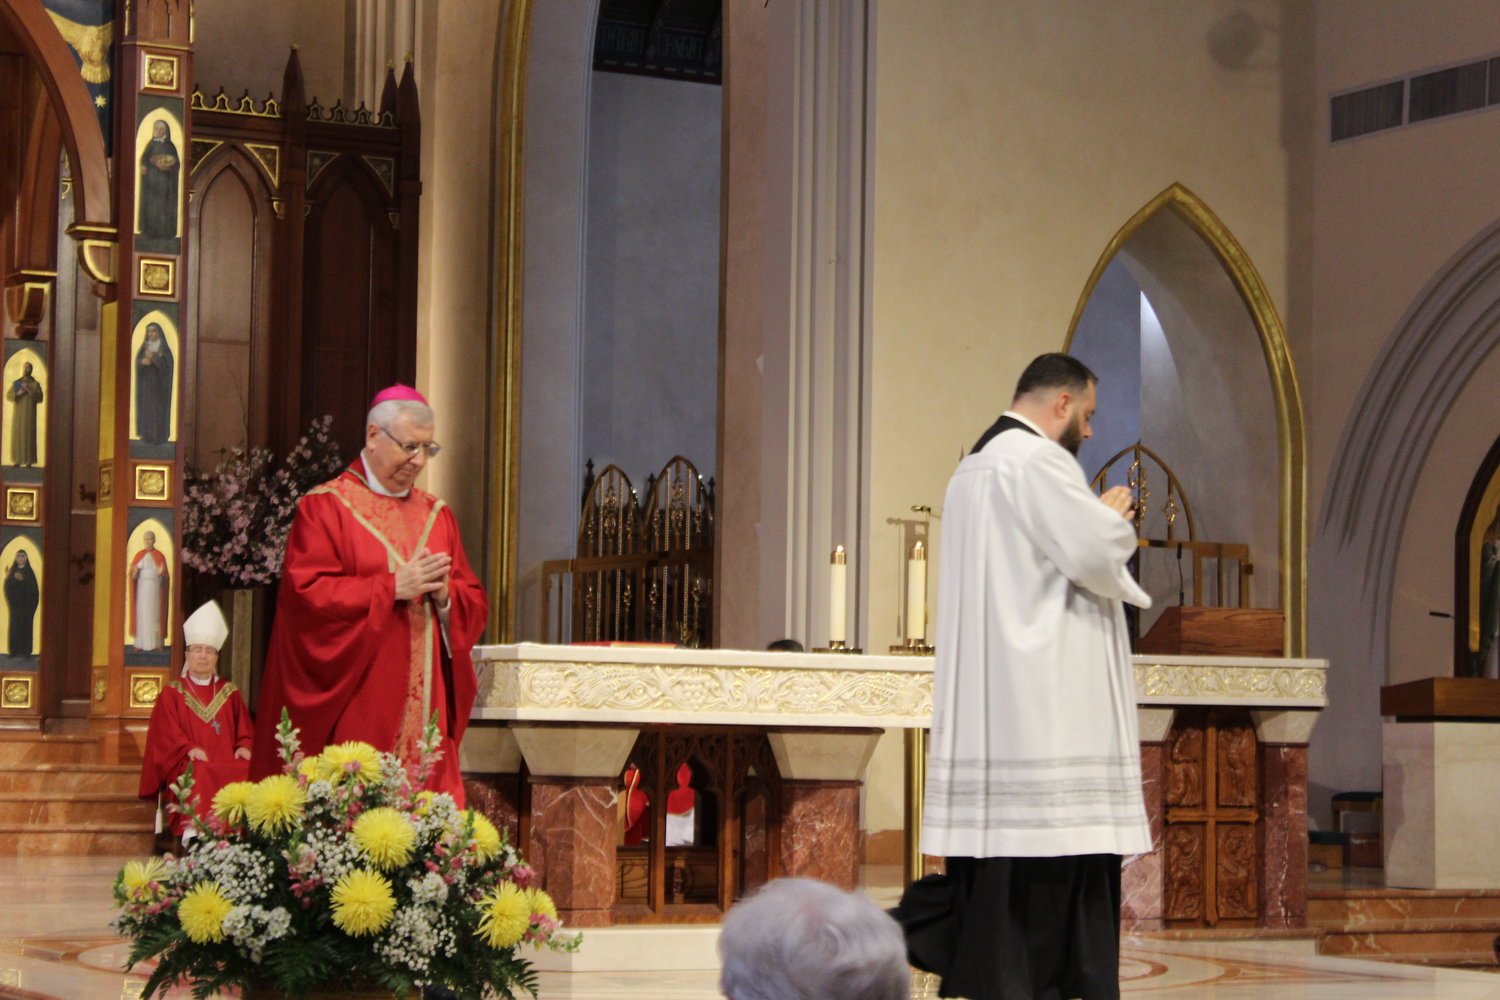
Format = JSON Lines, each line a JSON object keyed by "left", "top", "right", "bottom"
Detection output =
{"left": 252, "top": 390, "right": 486, "bottom": 804}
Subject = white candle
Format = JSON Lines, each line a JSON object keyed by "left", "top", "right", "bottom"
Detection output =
{"left": 907, "top": 541, "right": 927, "bottom": 641}
{"left": 829, "top": 545, "right": 847, "bottom": 645}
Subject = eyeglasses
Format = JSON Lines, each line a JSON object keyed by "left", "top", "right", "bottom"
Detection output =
{"left": 380, "top": 426, "right": 442, "bottom": 459}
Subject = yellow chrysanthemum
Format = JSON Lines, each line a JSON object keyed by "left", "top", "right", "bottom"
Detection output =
{"left": 330, "top": 869, "right": 396, "bottom": 936}
{"left": 246, "top": 774, "right": 306, "bottom": 834}
{"left": 526, "top": 887, "right": 558, "bottom": 923}
{"left": 318, "top": 741, "right": 383, "bottom": 785}
{"left": 177, "top": 882, "right": 232, "bottom": 943}
{"left": 119, "top": 857, "right": 170, "bottom": 903}
{"left": 476, "top": 882, "right": 530, "bottom": 949}
{"left": 468, "top": 811, "right": 501, "bottom": 862}
{"left": 296, "top": 756, "right": 320, "bottom": 781}
{"left": 352, "top": 807, "right": 416, "bottom": 869}
{"left": 413, "top": 790, "right": 439, "bottom": 816}
{"left": 212, "top": 781, "right": 257, "bottom": 824}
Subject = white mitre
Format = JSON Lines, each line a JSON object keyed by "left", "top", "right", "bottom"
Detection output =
{"left": 182, "top": 600, "right": 229, "bottom": 651}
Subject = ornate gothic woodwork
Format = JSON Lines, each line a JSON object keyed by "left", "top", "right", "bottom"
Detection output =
{"left": 610, "top": 726, "right": 780, "bottom": 922}
{"left": 542, "top": 456, "right": 714, "bottom": 646}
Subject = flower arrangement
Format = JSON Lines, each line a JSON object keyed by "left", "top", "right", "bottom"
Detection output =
{"left": 181, "top": 416, "right": 345, "bottom": 587}
{"left": 114, "top": 713, "right": 577, "bottom": 999}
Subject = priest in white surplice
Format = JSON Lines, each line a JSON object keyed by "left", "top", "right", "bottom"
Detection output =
{"left": 896, "top": 354, "right": 1153, "bottom": 1000}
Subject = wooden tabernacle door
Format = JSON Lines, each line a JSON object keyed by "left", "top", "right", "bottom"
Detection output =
{"left": 1162, "top": 707, "right": 1260, "bottom": 927}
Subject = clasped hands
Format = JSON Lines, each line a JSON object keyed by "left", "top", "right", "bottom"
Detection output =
{"left": 1099, "top": 485, "right": 1136, "bottom": 521}
{"left": 394, "top": 547, "right": 452, "bottom": 606}
{"left": 188, "top": 747, "right": 251, "bottom": 761}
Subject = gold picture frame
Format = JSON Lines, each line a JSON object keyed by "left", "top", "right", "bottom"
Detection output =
{"left": 134, "top": 464, "right": 170, "bottom": 501}
{"left": 99, "top": 464, "right": 113, "bottom": 504}
{"left": 137, "top": 258, "right": 175, "bottom": 298}
{"left": 1, "top": 676, "right": 33, "bottom": 710}
{"left": 5, "top": 487, "right": 38, "bottom": 522}
{"left": 143, "top": 53, "right": 179, "bottom": 92}
{"left": 128, "top": 672, "right": 163, "bottom": 709}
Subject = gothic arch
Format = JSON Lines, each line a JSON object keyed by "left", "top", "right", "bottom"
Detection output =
{"left": 1065, "top": 183, "right": 1307, "bottom": 654}
{"left": 0, "top": 1, "right": 110, "bottom": 226}
{"left": 1320, "top": 215, "right": 1500, "bottom": 678}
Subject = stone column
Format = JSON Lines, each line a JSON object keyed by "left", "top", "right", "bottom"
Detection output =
{"left": 459, "top": 723, "right": 524, "bottom": 838}
{"left": 1122, "top": 707, "right": 1173, "bottom": 931}
{"left": 1252, "top": 709, "right": 1318, "bottom": 927}
{"left": 768, "top": 728, "right": 881, "bottom": 890}
{"left": 511, "top": 723, "right": 639, "bottom": 928}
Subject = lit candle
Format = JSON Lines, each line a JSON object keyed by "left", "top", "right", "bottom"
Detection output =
{"left": 907, "top": 541, "right": 926, "bottom": 642}
{"left": 829, "top": 545, "right": 847, "bottom": 645}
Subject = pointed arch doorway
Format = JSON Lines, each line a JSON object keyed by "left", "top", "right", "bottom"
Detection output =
{"left": 1065, "top": 184, "right": 1306, "bottom": 656}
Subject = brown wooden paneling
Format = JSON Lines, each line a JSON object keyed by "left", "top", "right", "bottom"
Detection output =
{"left": 1381, "top": 677, "right": 1500, "bottom": 719}
{"left": 302, "top": 161, "right": 398, "bottom": 460}
{"left": 1136, "top": 606, "right": 1285, "bottom": 657}
{"left": 187, "top": 155, "right": 266, "bottom": 471}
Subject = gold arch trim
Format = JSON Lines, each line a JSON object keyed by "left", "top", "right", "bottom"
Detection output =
{"left": 1063, "top": 183, "right": 1307, "bottom": 656}
{"left": 486, "top": 0, "right": 531, "bottom": 643}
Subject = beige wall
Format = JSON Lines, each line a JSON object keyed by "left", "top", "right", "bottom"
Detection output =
{"left": 194, "top": 0, "right": 346, "bottom": 105}
{"left": 865, "top": 1, "right": 1297, "bottom": 656}
{"left": 412, "top": 0, "right": 505, "bottom": 588}
{"left": 1307, "top": 0, "right": 1500, "bottom": 801}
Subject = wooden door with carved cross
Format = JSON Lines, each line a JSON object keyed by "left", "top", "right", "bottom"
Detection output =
{"left": 1163, "top": 708, "right": 1260, "bottom": 927}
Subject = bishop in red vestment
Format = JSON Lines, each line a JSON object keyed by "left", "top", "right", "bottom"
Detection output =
{"left": 138, "top": 601, "right": 252, "bottom": 837}
{"left": 251, "top": 387, "right": 487, "bottom": 803}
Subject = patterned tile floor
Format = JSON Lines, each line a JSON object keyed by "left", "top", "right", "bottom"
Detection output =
{"left": 3, "top": 856, "right": 1498, "bottom": 999}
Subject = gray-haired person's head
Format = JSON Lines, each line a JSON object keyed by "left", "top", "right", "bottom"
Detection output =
{"left": 718, "top": 878, "right": 908, "bottom": 1000}
{"left": 367, "top": 398, "right": 434, "bottom": 431}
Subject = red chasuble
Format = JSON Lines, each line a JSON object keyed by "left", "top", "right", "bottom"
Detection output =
{"left": 137, "top": 677, "right": 253, "bottom": 836}
{"left": 250, "top": 465, "right": 487, "bottom": 804}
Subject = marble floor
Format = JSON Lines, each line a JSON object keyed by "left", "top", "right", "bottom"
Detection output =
{"left": 4, "top": 856, "right": 1499, "bottom": 1000}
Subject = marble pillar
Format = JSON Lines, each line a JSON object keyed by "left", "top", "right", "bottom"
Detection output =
{"left": 781, "top": 779, "right": 862, "bottom": 889}
{"left": 528, "top": 777, "right": 618, "bottom": 927}
{"left": 508, "top": 723, "right": 640, "bottom": 927}
{"left": 460, "top": 723, "right": 524, "bottom": 838}
{"left": 1257, "top": 743, "right": 1308, "bottom": 927}
{"left": 1252, "top": 709, "right": 1316, "bottom": 928}
{"left": 1122, "top": 708, "right": 1173, "bottom": 931}
{"left": 767, "top": 728, "right": 882, "bottom": 891}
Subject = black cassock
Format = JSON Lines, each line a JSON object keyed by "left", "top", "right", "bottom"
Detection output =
{"left": 135, "top": 338, "right": 174, "bottom": 444}
{"left": 893, "top": 855, "right": 1123, "bottom": 1000}
{"left": 4, "top": 561, "right": 38, "bottom": 657}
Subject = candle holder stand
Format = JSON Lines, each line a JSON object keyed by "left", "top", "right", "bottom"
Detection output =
{"left": 813, "top": 643, "right": 863, "bottom": 654}
{"left": 889, "top": 640, "right": 934, "bottom": 655}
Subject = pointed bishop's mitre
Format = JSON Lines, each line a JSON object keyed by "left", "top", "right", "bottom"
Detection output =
{"left": 182, "top": 600, "right": 229, "bottom": 651}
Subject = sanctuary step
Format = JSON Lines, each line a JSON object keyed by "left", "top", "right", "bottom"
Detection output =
{"left": 0, "top": 733, "right": 155, "bottom": 856}
{"left": 1309, "top": 878, "right": 1500, "bottom": 968}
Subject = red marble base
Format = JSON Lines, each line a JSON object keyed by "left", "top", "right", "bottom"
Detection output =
{"left": 1123, "top": 742, "right": 1166, "bottom": 931}
{"left": 526, "top": 776, "right": 617, "bottom": 927}
{"left": 462, "top": 772, "right": 521, "bottom": 839}
{"left": 1258, "top": 743, "right": 1309, "bottom": 928}
{"left": 780, "top": 779, "right": 861, "bottom": 890}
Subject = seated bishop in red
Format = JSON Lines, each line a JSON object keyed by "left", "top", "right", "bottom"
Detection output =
{"left": 138, "top": 600, "right": 253, "bottom": 838}
{"left": 250, "top": 386, "right": 488, "bottom": 804}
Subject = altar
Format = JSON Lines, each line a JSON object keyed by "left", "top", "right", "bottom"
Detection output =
{"left": 460, "top": 644, "right": 1326, "bottom": 931}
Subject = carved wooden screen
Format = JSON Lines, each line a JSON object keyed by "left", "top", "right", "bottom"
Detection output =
{"left": 576, "top": 464, "right": 640, "bottom": 641}
{"left": 640, "top": 456, "right": 713, "bottom": 645}
{"left": 613, "top": 726, "right": 781, "bottom": 923}
{"left": 1163, "top": 708, "right": 1260, "bottom": 927}
{"left": 541, "top": 456, "right": 715, "bottom": 646}
{"left": 188, "top": 49, "right": 420, "bottom": 465}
